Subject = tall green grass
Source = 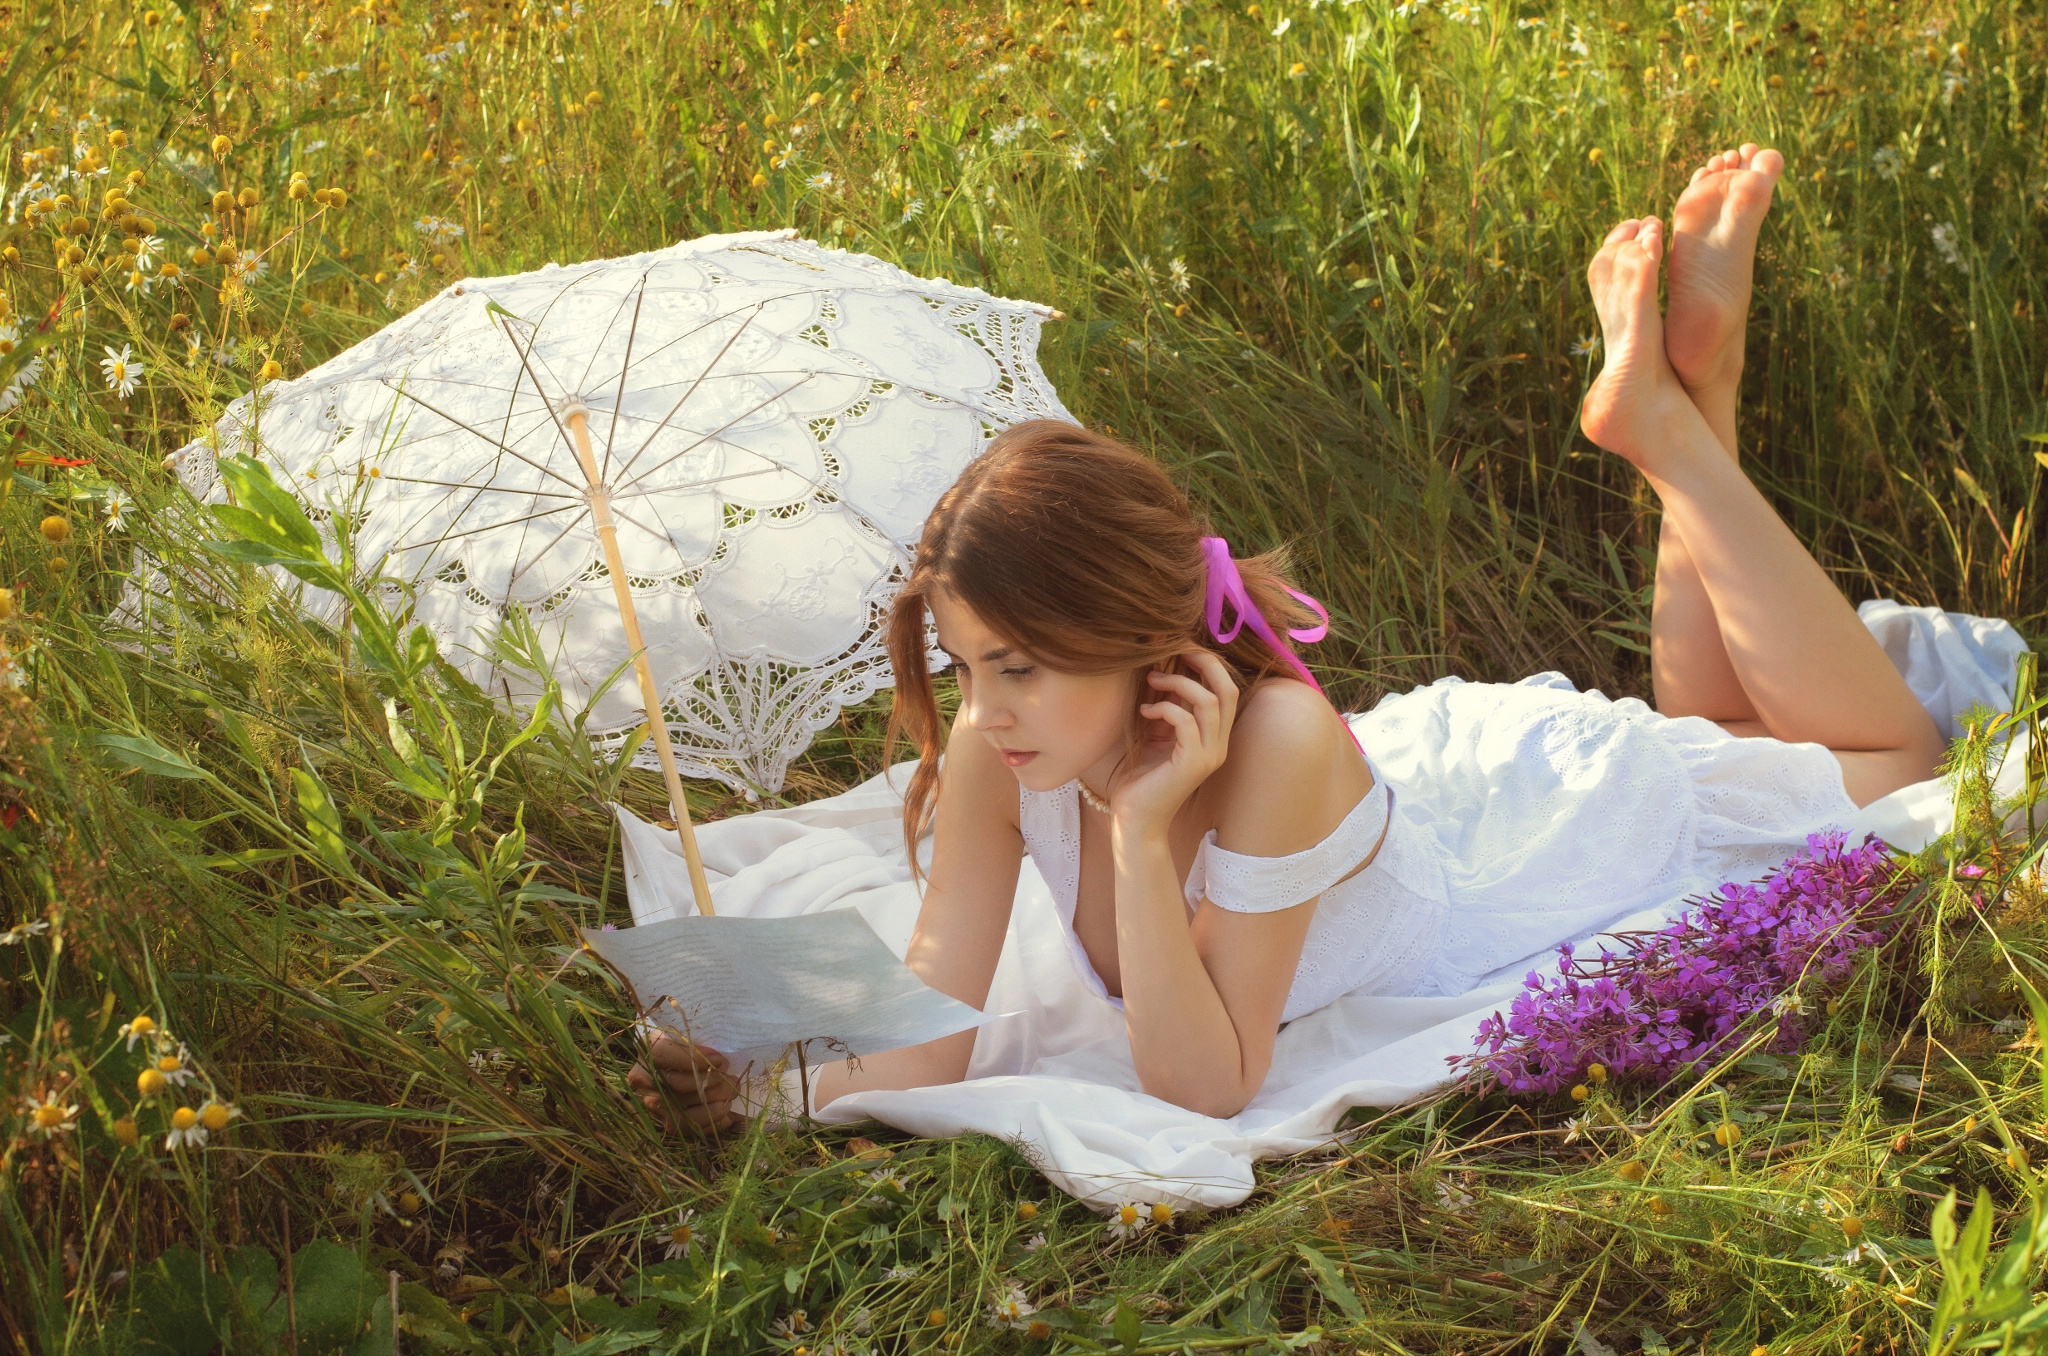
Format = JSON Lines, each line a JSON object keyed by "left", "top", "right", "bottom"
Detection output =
{"left": 2, "top": 0, "right": 2047, "bottom": 1351}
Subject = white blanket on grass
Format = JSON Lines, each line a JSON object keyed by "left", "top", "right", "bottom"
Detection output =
{"left": 612, "top": 601, "right": 2034, "bottom": 1210}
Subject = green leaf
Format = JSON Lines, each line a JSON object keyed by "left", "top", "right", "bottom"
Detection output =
{"left": 1292, "top": 1241, "right": 1366, "bottom": 1323}
{"left": 291, "top": 766, "right": 351, "bottom": 872}
{"left": 1112, "top": 1299, "right": 1142, "bottom": 1352}
{"left": 88, "top": 731, "right": 211, "bottom": 781}
{"left": 783, "top": 1266, "right": 802, "bottom": 1294}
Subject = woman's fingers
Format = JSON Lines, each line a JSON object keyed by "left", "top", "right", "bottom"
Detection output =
{"left": 647, "top": 1033, "right": 729, "bottom": 1074}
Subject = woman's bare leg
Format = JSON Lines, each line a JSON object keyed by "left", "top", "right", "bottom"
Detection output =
{"left": 1646, "top": 144, "right": 1784, "bottom": 726}
{"left": 1579, "top": 215, "right": 1945, "bottom": 806}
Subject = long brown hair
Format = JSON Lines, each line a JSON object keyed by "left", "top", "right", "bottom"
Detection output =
{"left": 882, "top": 419, "right": 1331, "bottom": 885}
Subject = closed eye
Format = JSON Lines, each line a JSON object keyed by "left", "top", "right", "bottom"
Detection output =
{"left": 1000, "top": 666, "right": 1036, "bottom": 678}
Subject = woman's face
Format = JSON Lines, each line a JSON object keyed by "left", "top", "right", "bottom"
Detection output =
{"left": 927, "top": 589, "right": 1141, "bottom": 794}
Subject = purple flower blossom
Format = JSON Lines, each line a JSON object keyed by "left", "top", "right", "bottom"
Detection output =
{"left": 1455, "top": 832, "right": 1907, "bottom": 1098}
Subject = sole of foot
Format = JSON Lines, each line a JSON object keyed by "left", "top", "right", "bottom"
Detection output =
{"left": 1580, "top": 216, "right": 1696, "bottom": 474}
{"left": 1664, "top": 143, "right": 1786, "bottom": 394}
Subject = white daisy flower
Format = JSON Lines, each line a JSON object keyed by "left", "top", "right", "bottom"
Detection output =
{"left": 0, "top": 920, "right": 51, "bottom": 945}
{"left": 986, "top": 1281, "right": 1036, "bottom": 1329}
{"left": 165, "top": 1107, "right": 208, "bottom": 1150}
{"left": 1570, "top": 333, "right": 1601, "bottom": 357}
{"left": 100, "top": 344, "right": 144, "bottom": 397}
{"left": 104, "top": 488, "right": 131, "bottom": 533}
{"left": 1104, "top": 1201, "right": 1148, "bottom": 1241}
{"left": 664, "top": 1207, "right": 697, "bottom": 1260}
{"left": 22, "top": 1095, "right": 79, "bottom": 1138}
{"left": 1019, "top": 1230, "right": 1048, "bottom": 1252}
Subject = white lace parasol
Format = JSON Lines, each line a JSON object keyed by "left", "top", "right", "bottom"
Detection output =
{"left": 121, "top": 228, "right": 1074, "bottom": 812}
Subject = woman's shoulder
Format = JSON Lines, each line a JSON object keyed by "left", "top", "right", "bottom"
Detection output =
{"left": 1208, "top": 678, "right": 1373, "bottom": 857}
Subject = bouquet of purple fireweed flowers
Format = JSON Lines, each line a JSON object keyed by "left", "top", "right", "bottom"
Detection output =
{"left": 1459, "top": 831, "right": 1911, "bottom": 1097}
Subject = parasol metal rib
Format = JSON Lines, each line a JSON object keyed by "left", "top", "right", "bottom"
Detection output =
{"left": 563, "top": 403, "right": 717, "bottom": 918}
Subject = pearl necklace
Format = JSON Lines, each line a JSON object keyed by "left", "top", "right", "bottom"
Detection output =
{"left": 1076, "top": 779, "right": 1113, "bottom": 815}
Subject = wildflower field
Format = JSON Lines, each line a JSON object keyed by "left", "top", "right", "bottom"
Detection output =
{"left": 3, "top": 0, "right": 2048, "bottom": 1350}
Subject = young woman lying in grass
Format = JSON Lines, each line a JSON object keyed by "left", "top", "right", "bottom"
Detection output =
{"left": 630, "top": 143, "right": 1948, "bottom": 1129}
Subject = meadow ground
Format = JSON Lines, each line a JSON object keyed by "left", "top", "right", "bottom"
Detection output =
{"left": 2, "top": 0, "right": 2047, "bottom": 1351}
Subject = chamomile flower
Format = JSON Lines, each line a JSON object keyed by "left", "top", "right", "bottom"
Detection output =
{"left": 1168, "top": 257, "right": 1191, "bottom": 293}
{"left": 101, "top": 344, "right": 144, "bottom": 397}
{"left": 165, "top": 1105, "right": 206, "bottom": 1149}
{"left": 0, "top": 323, "right": 18, "bottom": 356}
{"left": 1570, "top": 333, "right": 1601, "bottom": 357}
{"left": 898, "top": 197, "right": 925, "bottom": 225}
{"left": 154, "top": 1049, "right": 197, "bottom": 1088}
{"left": 414, "top": 215, "right": 465, "bottom": 246}
{"left": 664, "top": 1207, "right": 697, "bottom": 1259}
{"left": 986, "top": 1281, "right": 1036, "bottom": 1329}
{"left": 1019, "top": 1230, "right": 1048, "bottom": 1252}
{"left": 134, "top": 235, "right": 166, "bottom": 269}
{"left": 232, "top": 253, "right": 271, "bottom": 283}
{"left": 1104, "top": 1202, "right": 1148, "bottom": 1240}
{"left": 23, "top": 1094, "right": 79, "bottom": 1138}
{"left": 119, "top": 1014, "right": 159, "bottom": 1050}
{"left": 1066, "top": 144, "right": 1093, "bottom": 170}
{"left": 0, "top": 355, "right": 43, "bottom": 414}
{"left": 198, "top": 1099, "right": 240, "bottom": 1134}
{"left": 767, "top": 1310, "right": 809, "bottom": 1339}
{"left": 806, "top": 170, "right": 836, "bottom": 190}
{"left": 0, "top": 920, "right": 51, "bottom": 945}
{"left": 104, "top": 488, "right": 131, "bottom": 533}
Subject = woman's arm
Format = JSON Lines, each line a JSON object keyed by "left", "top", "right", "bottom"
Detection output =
{"left": 1110, "top": 667, "right": 1369, "bottom": 1118}
{"left": 803, "top": 708, "right": 1024, "bottom": 1109}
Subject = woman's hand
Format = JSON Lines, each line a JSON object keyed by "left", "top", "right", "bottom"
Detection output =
{"left": 628, "top": 1033, "right": 744, "bottom": 1134}
{"left": 1108, "top": 649, "right": 1240, "bottom": 833}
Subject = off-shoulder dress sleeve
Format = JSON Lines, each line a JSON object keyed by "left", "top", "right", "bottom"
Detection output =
{"left": 1182, "top": 776, "right": 1395, "bottom": 915}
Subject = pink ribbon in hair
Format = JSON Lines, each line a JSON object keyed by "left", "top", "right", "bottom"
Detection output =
{"left": 1199, "top": 535, "right": 1331, "bottom": 693}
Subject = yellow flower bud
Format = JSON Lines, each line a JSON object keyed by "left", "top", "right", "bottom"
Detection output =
{"left": 237, "top": 186, "right": 259, "bottom": 209}
{"left": 191, "top": 247, "right": 214, "bottom": 266}
{"left": 288, "top": 180, "right": 311, "bottom": 201}
{"left": 807, "top": 92, "right": 824, "bottom": 106}
{"left": 126, "top": 1015, "right": 156, "bottom": 1037}
{"left": 1840, "top": 1215, "right": 1863, "bottom": 1238}
{"left": 212, "top": 189, "right": 235, "bottom": 214}
{"left": 326, "top": 188, "right": 348, "bottom": 209}
{"left": 2010, "top": 1146, "right": 2031, "bottom": 1171}
{"left": 1648, "top": 1195, "right": 1673, "bottom": 1216}
{"left": 113, "top": 1117, "right": 139, "bottom": 1147}
{"left": 258, "top": 359, "right": 284, "bottom": 381}
{"left": 1570, "top": 1084, "right": 1590, "bottom": 1102}
{"left": 1017, "top": 1201, "right": 1038, "bottom": 1219}
{"left": 211, "top": 134, "right": 234, "bottom": 158}
{"left": 1616, "top": 1160, "right": 1648, "bottom": 1182}
{"left": 108, "top": 129, "right": 130, "bottom": 149}
{"left": 926, "top": 1309, "right": 946, "bottom": 1328}
{"left": 170, "top": 1106, "right": 198, "bottom": 1131}
{"left": 1586, "top": 1063, "right": 1608, "bottom": 1085}
{"left": 0, "top": 588, "right": 12, "bottom": 622}
{"left": 399, "top": 1189, "right": 423, "bottom": 1214}
{"left": 138, "top": 1067, "right": 168, "bottom": 1096}
{"left": 39, "top": 515, "right": 70, "bottom": 544}
{"left": 200, "top": 1101, "right": 232, "bottom": 1132}
{"left": 583, "top": 89, "right": 602, "bottom": 107}
{"left": 1587, "top": 147, "right": 1604, "bottom": 165}
{"left": 751, "top": 173, "right": 768, "bottom": 188}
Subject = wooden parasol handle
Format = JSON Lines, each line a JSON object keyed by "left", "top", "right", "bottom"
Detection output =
{"left": 564, "top": 406, "right": 717, "bottom": 917}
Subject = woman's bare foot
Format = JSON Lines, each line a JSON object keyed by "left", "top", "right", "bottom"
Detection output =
{"left": 1580, "top": 217, "right": 1703, "bottom": 473}
{"left": 1664, "top": 143, "right": 1786, "bottom": 443}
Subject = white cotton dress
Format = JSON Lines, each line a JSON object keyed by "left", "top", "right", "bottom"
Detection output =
{"left": 1022, "top": 669, "right": 1899, "bottom": 1027}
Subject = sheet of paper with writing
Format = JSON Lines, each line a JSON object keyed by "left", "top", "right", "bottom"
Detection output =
{"left": 581, "top": 911, "right": 994, "bottom": 1068}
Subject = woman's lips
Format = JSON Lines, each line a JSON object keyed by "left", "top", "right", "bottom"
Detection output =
{"left": 1001, "top": 749, "right": 1038, "bottom": 767}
